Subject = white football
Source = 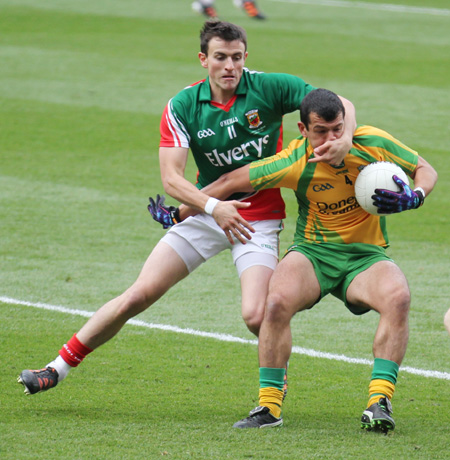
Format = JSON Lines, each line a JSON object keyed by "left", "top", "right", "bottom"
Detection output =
{"left": 355, "top": 162, "right": 409, "bottom": 216}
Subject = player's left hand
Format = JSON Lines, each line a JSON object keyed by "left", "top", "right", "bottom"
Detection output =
{"left": 372, "top": 175, "right": 424, "bottom": 214}
{"left": 308, "top": 133, "right": 351, "bottom": 166}
{"left": 212, "top": 201, "right": 255, "bottom": 245}
{"left": 148, "top": 194, "right": 181, "bottom": 229}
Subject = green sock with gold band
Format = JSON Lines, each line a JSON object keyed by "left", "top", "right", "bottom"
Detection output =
{"left": 259, "top": 367, "right": 285, "bottom": 418}
{"left": 367, "top": 358, "right": 399, "bottom": 407}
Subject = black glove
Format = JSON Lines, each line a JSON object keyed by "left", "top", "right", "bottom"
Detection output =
{"left": 148, "top": 194, "right": 181, "bottom": 229}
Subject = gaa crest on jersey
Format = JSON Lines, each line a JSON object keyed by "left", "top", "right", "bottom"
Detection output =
{"left": 245, "top": 109, "right": 262, "bottom": 129}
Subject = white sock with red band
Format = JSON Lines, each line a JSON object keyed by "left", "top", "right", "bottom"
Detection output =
{"left": 47, "top": 334, "right": 93, "bottom": 381}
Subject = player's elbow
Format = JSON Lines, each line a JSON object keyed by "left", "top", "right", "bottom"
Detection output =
{"left": 161, "top": 173, "right": 179, "bottom": 197}
{"left": 430, "top": 166, "right": 438, "bottom": 188}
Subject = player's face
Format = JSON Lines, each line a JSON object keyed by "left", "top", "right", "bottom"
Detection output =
{"left": 199, "top": 37, "right": 247, "bottom": 102}
{"left": 298, "top": 112, "right": 345, "bottom": 150}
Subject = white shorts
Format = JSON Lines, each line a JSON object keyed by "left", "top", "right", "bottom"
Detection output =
{"left": 160, "top": 214, "right": 283, "bottom": 277}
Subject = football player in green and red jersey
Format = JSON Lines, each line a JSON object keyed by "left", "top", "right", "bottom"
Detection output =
{"left": 152, "top": 20, "right": 355, "bottom": 341}
{"left": 18, "top": 22, "right": 356, "bottom": 398}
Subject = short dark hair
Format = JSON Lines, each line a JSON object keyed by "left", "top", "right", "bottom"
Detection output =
{"left": 300, "top": 88, "right": 345, "bottom": 129}
{"left": 200, "top": 20, "right": 247, "bottom": 55}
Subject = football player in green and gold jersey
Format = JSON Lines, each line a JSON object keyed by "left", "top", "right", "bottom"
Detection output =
{"left": 178, "top": 88, "right": 437, "bottom": 432}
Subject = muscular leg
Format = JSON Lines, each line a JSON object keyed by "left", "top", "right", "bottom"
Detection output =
{"left": 233, "top": 251, "right": 320, "bottom": 426}
{"left": 18, "top": 241, "right": 191, "bottom": 394}
{"left": 348, "top": 260, "right": 410, "bottom": 430}
{"left": 259, "top": 251, "right": 320, "bottom": 368}
{"left": 346, "top": 260, "right": 410, "bottom": 365}
{"left": 239, "top": 264, "right": 274, "bottom": 336}
{"left": 77, "top": 241, "right": 190, "bottom": 349}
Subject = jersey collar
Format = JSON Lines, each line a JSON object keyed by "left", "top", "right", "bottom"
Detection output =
{"left": 199, "top": 73, "right": 249, "bottom": 103}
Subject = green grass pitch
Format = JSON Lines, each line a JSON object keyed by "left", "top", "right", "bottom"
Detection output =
{"left": 1, "top": 0, "right": 449, "bottom": 458}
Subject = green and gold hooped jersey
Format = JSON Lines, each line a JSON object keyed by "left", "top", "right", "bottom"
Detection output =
{"left": 249, "top": 125, "right": 419, "bottom": 247}
{"left": 160, "top": 69, "right": 314, "bottom": 221}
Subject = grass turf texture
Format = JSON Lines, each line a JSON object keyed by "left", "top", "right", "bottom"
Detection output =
{"left": 1, "top": 0, "right": 449, "bottom": 458}
{"left": 3, "top": 305, "right": 450, "bottom": 459}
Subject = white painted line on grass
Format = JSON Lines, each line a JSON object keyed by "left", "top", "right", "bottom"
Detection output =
{"left": 2, "top": 295, "right": 450, "bottom": 381}
{"left": 268, "top": 0, "right": 450, "bottom": 16}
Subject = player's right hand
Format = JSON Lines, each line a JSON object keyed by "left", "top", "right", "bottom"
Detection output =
{"left": 212, "top": 201, "right": 255, "bottom": 245}
{"left": 148, "top": 194, "right": 181, "bottom": 229}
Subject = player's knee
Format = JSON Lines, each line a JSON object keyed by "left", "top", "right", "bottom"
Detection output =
{"left": 395, "top": 285, "right": 410, "bottom": 311}
{"left": 265, "top": 292, "right": 292, "bottom": 325}
{"left": 117, "top": 287, "right": 151, "bottom": 318}
{"left": 386, "top": 284, "right": 410, "bottom": 319}
{"left": 242, "top": 303, "right": 264, "bottom": 335}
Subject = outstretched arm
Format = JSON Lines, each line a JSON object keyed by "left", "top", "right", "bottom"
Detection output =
{"left": 177, "top": 165, "right": 254, "bottom": 221}
{"left": 159, "top": 147, "right": 254, "bottom": 243}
